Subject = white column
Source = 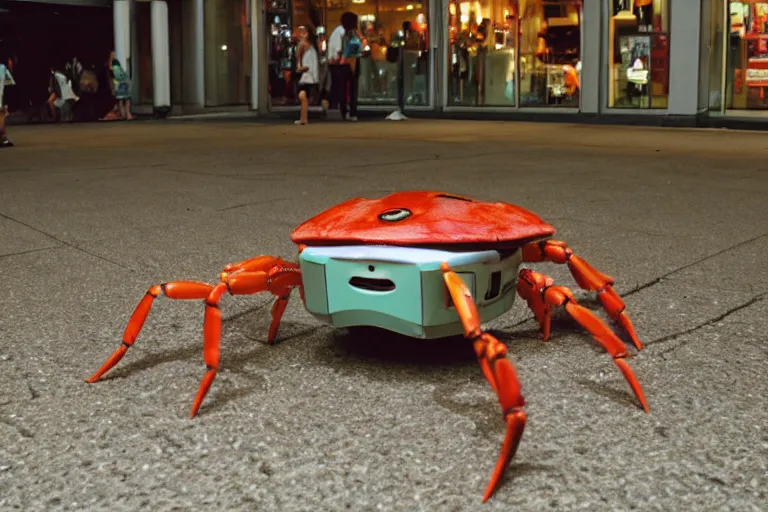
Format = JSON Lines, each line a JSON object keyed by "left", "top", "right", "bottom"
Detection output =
{"left": 579, "top": 0, "right": 600, "bottom": 114}
{"left": 113, "top": 0, "right": 131, "bottom": 71}
{"left": 194, "top": 0, "right": 205, "bottom": 107}
{"left": 151, "top": 0, "right": 171, "bottom": 114}
{"left": 667, "top": 0, "right": 703, "bottom": 116}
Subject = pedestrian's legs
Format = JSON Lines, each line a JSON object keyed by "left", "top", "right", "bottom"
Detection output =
{"left": 118, "top": 100, "right": 127, "bottom": 119}
{"left": 47, "top": 94, "right": 58, "bottom": 120}
{"left": 338, "top": 66, "right": 349, "bottom": 118}
{"left": 348, "top": 65, "right": 359, "bottom": 119}
{"left": 329, "top": 65, "right": 344, "bottom": 112}
{"left": 0, "top": 106, "right": 12, "bottom": 147}
{"left": 296, "top": 89, "right": 309, "bottom": 125}
{"left": 125, "top": 99, "right": 136, "bottom": 120}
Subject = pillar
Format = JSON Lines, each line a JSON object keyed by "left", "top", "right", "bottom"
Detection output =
{"left": 151, "top": 0, "right": 171, "bottom": 117}
{"left": 113, "top": 0, "right": 131, "bottom": 71}
{"left": 579, "top": 0, "right": 600, "bottom": 114}
{"left": 667, "top": 0, "right": 703, "bottom": 116}
{"left": 194, "top": 0, "right": 205, "bottom": 107}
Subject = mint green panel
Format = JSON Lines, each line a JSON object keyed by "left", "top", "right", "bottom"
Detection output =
{"left": 299, "top": 260, "right": 329, "bottom": 315}
{"left": 421, "top": 252, "right": 521, "bottom": 328}
{"left": 324, "top": 260, "right": 423, "bottom": 325}
{"left": 328, "top": 311, "right": 427, "bottom": 337}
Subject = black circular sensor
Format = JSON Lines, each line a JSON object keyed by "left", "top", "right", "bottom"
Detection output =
{"left": 378, "top": 208, "right": 412, "bottom": 222}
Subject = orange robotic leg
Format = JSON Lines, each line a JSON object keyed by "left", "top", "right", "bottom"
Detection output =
{"left": 522, "top": 240, "right": 643, "bottom": 350}
{"left": 441, "top": 263, "right": 527, "bottom": 503}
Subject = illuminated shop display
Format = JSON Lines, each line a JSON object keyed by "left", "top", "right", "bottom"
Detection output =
{"left": 607, "top": 0, "right": 670, "bottom": 109}
{"left": 447, "top": 0, "right": 581, "bottom": 107}
{"left": 726, "top": 0, "right": 768, "bottom": 109}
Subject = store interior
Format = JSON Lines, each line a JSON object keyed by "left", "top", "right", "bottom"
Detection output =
{"left": 447, "top": 0, "right": 581, "bottom": 107}
{"left": 725, "top": 0, "right": 768, "bottom": 110}
{"left": 607, "top": 0, "right": 669, "bottom": 109}
{"left": 266, "top": 0, "right": 429, "bottom": 107}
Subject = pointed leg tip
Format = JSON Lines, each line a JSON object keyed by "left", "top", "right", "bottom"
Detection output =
{"left": 85, "top": 376, "right": 98, "bottom": 384}
{"left": 482, "top": 484, "right": 497, "bottom": 503}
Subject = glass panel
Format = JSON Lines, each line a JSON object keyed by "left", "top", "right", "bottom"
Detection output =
{"left": 205, "top": 0, "right": 251, "bottom": 106}
{"left": 607, "top": 0, "right": 669, "bottom": 109}
{"left": 725, "top": 1, "right": 768, "bottom": 110}
{"left": 327, "top": 0, "right": 431, "bottom": 106}
{"left": 708, "top": 0, "right": 726, "bottom": 110}
{"left": 266, "top": 0, "right": 326, "bottom": 107}
{"left": 447, "top": 0, "right": 519, "bottom": 106}
{"left": 518, "top": 0, "right": 582, "bottom": 107}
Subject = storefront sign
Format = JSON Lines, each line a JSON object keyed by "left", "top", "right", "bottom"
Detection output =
{"left": 746, "top": 67, "right": 768, "bottom": 87}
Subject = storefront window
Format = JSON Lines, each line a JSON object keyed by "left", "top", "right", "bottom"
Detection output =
{"left": 608, "top": 0, "right": 670, "bottom": 109}
{"left": 724, "top": 0, "right": 768, "bottom": 110}
{"left": 267, "top": 0, "right": 429, "bottom": 108}
{"left": 330, "top": 1, "right": 430, "bottom": 106}
{"left": 446, "top": 0, "right": 581, "bottom": 108}
{"left": 205, "top": 0, "right": 251, "bottom": 106}
{"left": 447, "top": 0, "right": 518, "bottom": 106}
{"left": 266, "top": 0, "right": 323, "bottom": 107}
{"left": 518, "top": 0, "right": 581, "bottom": 107}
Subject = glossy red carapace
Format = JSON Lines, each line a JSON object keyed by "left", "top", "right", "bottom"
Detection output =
{"left": 291, "top": 191, "right": 556, "bottom": 247}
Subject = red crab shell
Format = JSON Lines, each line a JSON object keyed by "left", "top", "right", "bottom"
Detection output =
{"left": 291, "top": 191, "right": 555, "bottom": 249}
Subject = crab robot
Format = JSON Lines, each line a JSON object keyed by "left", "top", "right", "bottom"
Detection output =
{"left": 87, "top": 191, "right": 648, "bottom": 502}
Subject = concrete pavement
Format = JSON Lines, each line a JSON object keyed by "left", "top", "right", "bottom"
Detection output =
{"left": 0, "top": 119, "right": 766, "bottom": 510}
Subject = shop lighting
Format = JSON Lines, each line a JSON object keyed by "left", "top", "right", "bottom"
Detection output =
{"left": 352, "top": 0, "right": 365, "bottom": 3}
{"left": 406, "top": 4, "right": 414, "bottom": 9}
{"left": 221, "top": 45, "right": 228, "bottom": 51}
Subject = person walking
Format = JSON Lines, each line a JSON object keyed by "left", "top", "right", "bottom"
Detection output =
{"left": 0, "top": 58, "right": 16, "bottom": 147}
{"left": 327, "top": 12, "right": 362, "bottom": 121}
{"left": 295, "top": 27, "right": 320, "bottom": 125}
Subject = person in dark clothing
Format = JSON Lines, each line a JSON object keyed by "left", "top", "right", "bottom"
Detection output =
{"left": 328, "top": 11, "right": 361, "bottom": 121}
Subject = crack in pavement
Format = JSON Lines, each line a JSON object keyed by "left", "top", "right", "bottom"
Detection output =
{"left": 0, "top": 245, "right": 61, "bottom": 260}
{"left": 650, "top": 292, "right": 767, "bottom": 358}
{"left": 0, "top": 211, "right": 132, "bottom": 272}
{"left": 622, "top": 232, "right": 768, "bottom": 298}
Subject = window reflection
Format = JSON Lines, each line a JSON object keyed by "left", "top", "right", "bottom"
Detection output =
{"left": 205, "top": 0, "right": 251, "bottom": 106}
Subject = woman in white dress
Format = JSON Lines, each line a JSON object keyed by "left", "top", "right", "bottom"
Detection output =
{"left": 295, "top": 27, "right": 320, "bottom": 126}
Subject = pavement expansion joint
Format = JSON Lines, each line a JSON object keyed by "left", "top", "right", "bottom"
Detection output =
{"left": 650, "top": 292, "right": 767, "bottom": 358}
{"left": 623, "top": 231, "right": 768, "bottom": 299}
